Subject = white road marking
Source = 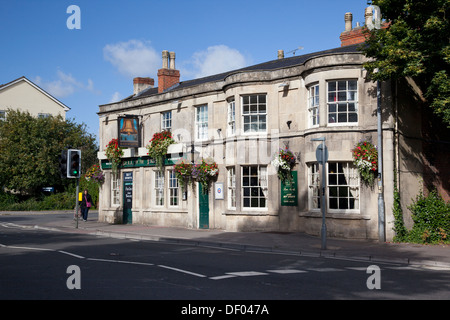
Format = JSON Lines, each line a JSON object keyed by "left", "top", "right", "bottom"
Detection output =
{"left": 226, "top": 271, "right": 268, "bottom": 277}
{"left": 210, "top": 275, "right": 237, "bottom": 280}
{"left": 58, "top": 250, "right": 85, "bottom": 259}
{"left": 267, "top": 269, "right": 307, "bottom": 274}
{"left": 158, "top": 264, "right": 207, "bottom": 278}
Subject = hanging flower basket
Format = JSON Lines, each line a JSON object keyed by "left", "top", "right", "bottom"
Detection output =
{"left": 352, "top": 140, "right": 378, "bottom": 185}
{"left": 192, "top": 159, "right": 219, "bottom": 191}
{"left": 85, "top": 164, "right": 105, "bottom": 185}
{"left": 271, "top": 148, "right": 296, "bottom": 183}
{"left": 146, "top": 131, "right": 175, "bottom": 172}
{"left": 174, "top": 160, "right": 193, "bottom": 189}
{"left": 105, "top": 138, "right": 123, "bottom": 176}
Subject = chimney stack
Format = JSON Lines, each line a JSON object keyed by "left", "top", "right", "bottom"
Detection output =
{"left": 133, "top": 77, "right": 154, "bottom": 96}
{"left": 340, "top": 11, "right": 366, "bottom": 46}
{"left": 157, "top": 50, "right": 180, "bottom": 94}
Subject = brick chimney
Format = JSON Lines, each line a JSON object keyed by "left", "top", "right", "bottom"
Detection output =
{"left": 340, "top": 11, "right": 367, "bottom": 46}
{"left": 340, "top": 7, "right": 388, "bottom": 47}
{"left": 133, "top": 77, "right": 154, "bottom": 95}
{"left": 157, "top": 50, "right": 180, "bottom": 93}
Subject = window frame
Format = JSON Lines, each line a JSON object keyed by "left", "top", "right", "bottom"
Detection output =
{"left": 327, "top": 162, "right": 360, "bottom": 212}
{"left": 161, "top": 111, "right": 172, "bottom": 132}
{"left": 168, "top": 169, "right": 179, "bottom": 207}
{"left": 308, "top": 83, "right": 320, "bottom": 128}
{"left": 241, "top": 94, "right": 267, "bottom": 134}
{"left": 227, "top": 166, "right": 236, "bottom": 209}
{"left": 241, "top": 165, "right": 268, "bottom": 210}
{"left": 227, "top": 97, "right": 236, "bottom": 136}
{"left": 154, "top": 170, "right": 165, "bottom": 207}
{"left": 195, "top": 104, "right": 208, "bottom": 141}
{"left": 327, "top": 79, "right": 358, "bottom": 125}
{"left": 308, "top": 163, "right": 321, "bottom": 210}
{"left": 111, "top": 174, "right": 120, "bottom": 207}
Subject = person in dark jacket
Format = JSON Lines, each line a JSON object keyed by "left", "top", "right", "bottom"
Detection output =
{"left": 80, "top": 189, "right": 93, "bottom": 221}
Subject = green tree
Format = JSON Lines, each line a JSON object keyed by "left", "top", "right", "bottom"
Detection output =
{"left": 362, "top": 0, "right": 450, "bottom": 126}
{"left": 0, "top": 110, "right": 98, "bottom": 195}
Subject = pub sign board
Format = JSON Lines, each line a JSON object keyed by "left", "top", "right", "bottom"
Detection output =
{"left": 118, "top": 116, "right": 140, "bottom": 148}
{"left": 281, "top": 171, "right": 298, "bottom": 206}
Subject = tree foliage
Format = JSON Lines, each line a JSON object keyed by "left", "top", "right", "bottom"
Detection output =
{"left": 362, "top": 0, "right": 450, "bottom": 126}
{"left": 0, "top": 110, "right": 98, "bottom": 195}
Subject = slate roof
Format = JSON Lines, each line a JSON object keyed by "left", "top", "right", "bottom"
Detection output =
{"left": 126, "top": 44, "right": 361, "bottom": 101}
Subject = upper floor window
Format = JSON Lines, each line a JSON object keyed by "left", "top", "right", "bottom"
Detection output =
{"left": 227, "top": 98, "right": 236, "bottom": 136}
{"left": 161, "top": 111, "right": 172, "bottom": 132}
{"left": 0, "top": 110, "right": 6, "bottom": 121}
{"left": 308, "top": 84, "right": 320, "bottom": 127}
{"left": 327, "top": 80, "right": 357, "bottom": 124}
{"left": 196, "top": 105, "right": 208, "bottom": 140}
{"left": 242, "top": 94, "right": 266, "bottom": 133}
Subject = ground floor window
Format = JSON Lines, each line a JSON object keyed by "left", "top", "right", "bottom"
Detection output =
{"left": 168, "top": 170, "right": 179, "bottom": 207}
{"left": 154, "top": 170, "right": 164, "bottom": 206}
{"left": 242, "top": 165, "right": 267, "bottom": 208}
{"left": 328, "top": 162, "right": 360, "bottom": 210}
{"left": 227, "top": 167, "right": 236, "bottom": 209}
{"left": 111, "top": 174, "right": 120, "bottom": 206}
{"left": 308, "top": 163, "right": 321, "bottom": 209}
{"left": 308, "top": 162, "right": 360, "bottom": 211}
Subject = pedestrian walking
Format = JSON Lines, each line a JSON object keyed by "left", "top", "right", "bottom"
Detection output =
{"left": 80, "top": 189, "right": 93, "bottom": 221}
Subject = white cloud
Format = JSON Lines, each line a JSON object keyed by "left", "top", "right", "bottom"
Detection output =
{"left": 103, "top": 40, "right": 160, "bottom": 78}
{"left": 110, "top": 91, "right": 122, "bottom": 103}
{"left": 190, "top": 45, "right": 248, "bottom": 78}
{"left": 34, "top": 70, "right": 98, "bottom": 98}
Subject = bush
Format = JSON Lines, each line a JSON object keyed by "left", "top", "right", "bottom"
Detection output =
{"left": 407, "top": 190, "right": 450, "bottom": 244}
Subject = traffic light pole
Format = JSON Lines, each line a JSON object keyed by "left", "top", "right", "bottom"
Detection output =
{"left": 75, "top": 177, "right": 80, "bottom": 229}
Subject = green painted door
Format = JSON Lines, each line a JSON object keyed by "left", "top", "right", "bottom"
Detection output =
{"left": 123, "top": 172, "right": 133, "bottom": 224}
{"left": 198, "top": 183, "right": 209, "bottom": 229}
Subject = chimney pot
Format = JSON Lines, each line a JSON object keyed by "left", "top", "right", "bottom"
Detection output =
{"left": 169, "top": 52, "right": 176, "bottom": 69}
{"left": 278, "top": 50, "right": 284, "bottom": 59}
{"left": 365, "top": 7, "right": 373, "bottom": 26}
{"left": 162, "top": 50, "right": 169, "bottom": 69}
{"left": 345, "top": 12, "right": 353, "bottom": 31}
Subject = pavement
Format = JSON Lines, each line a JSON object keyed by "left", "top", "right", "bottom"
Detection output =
{"left": 2, "top": 210, "right": 450, "bottom": 268}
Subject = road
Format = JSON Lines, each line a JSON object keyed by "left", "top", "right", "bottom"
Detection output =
{"left": 1, "top": 213, "right": 450, "bottom": 307}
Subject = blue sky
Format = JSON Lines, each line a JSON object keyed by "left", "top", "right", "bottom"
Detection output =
{"left": 0, "top": 0, "right": 368, "bottom": 143}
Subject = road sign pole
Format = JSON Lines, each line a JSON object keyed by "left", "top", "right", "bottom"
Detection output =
{"left": 312, "top": 137, "right": 327, "bottom": 250}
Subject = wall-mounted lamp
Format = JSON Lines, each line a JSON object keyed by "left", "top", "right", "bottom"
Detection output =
{"left": 286, "top": 120, "right": 292, "bottom": 129}
{"left": 217, "top": 128, "right": 222, "bottom": 137}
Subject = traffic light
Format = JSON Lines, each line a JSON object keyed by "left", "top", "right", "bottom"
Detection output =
{"left": 67, "top": 149, "right": 81, "bottom": 178}
{"left": 59, "top": 150, "right": 67, "bottom": 178}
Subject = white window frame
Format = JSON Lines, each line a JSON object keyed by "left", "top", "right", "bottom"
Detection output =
{"left": 195, "top": 105, "right": 208, "bottom": 141}
{"left": 161, "top": 111, "right": 172, "bottom": 132}
{"left": 327, "top": 162, "right": 360, "bottom": 212}
{"left": 168, "top": 170, "right": 179, "bottom": 207}
{"left": 241, "top": 94, "right": 267, "bottom": 134}
{"left": 308, "top": 84, "right": 320, "bottom": 127}
{"left": 111, "top": 174, "right": 120, "bottom": 207}
{"left": 327, "top": 79, "right": 358, "bottom": 125}
{"left": 154, "top": 170, "right": 165, "bottom": 207}
{"left": 227, "top": 97, "right": 236, "bottom": 136}
{"left": 241, "top": 165, "right": 268, "bottom": 209}
{"left": 308, "top": 163, "right": 321, "bottom": 210}
{"left": 227, "top": 167, "right": 236, "bottom": 209}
